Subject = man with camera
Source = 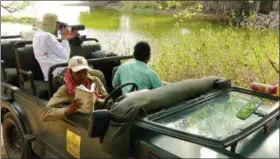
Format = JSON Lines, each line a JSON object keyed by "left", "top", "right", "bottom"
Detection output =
{"left": 33, "top": 13, "right": 72, "bottom": 81}
{"left": 33, "top": 13, "right": 106, "bottom": 88}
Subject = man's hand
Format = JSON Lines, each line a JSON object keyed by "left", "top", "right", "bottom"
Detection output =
{"left": 67, "top": 30, "right": 78, "bottom": 39}
{"left": 65, "top": 98, "right": 82, "bottom": 116}
{"left": 61, "top": 27, "right": 71, "bottom": 40}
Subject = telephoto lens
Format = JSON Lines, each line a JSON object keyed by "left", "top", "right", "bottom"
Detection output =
{"left": 70, "top": 25, "right": 85, "bottom": 31}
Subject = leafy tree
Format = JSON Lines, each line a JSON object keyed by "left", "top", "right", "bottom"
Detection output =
{"left": 1, "top": 1, "right": 31, "bottom": 13}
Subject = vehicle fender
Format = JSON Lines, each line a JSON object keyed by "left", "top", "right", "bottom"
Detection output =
{"left": 1, "top": 99, "right": 32, "bottom": 135}
{"left": 2, "top": 100, "right": 37, "bottom": 158}
{"left": 1, "top": 82, "right": 32, "bottom": 135}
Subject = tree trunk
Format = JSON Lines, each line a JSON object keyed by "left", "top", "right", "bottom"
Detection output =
{"left": 259, "top": 1, "right": 273, "bottom": 14}
{"left": 199, "top": 0, "right": 243, "bottom": 15}
{"left": 272, "top": 0, "right": 279, "bottom": 11}
{"left": 199, "top": 0, "right": 271, "bottom": 16}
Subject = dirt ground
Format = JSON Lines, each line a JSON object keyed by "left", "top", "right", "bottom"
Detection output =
{"left": 1, "top": 126, "right": 8, "bottom": 158}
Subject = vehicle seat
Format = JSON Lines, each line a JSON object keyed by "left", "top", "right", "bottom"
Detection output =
{"left": 15, "top": 46, "right": 49, "bottom": 100}
{"left": 52, "top": 68, "right": 67, "bottom": 93}
{"left": 70, "top": 40, "right": 101, "bottom": 58}
{"left": 1, "top": 40, "right": 24, "bottom": 85}
{"left": 88, "top": 50, "right": 121, "bottom": 92}
{"left": 4, "top": 68, "right": 17, "bottom": 84}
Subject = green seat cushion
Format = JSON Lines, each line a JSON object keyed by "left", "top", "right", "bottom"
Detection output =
{"left": 5, "top": 68, "right": 17, "bottom": 84}
{"left": 70, "top": 42, "right": 101, "bottom": 58}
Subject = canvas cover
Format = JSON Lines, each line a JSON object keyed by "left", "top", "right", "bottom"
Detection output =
{"left": 102, "top": 76, "right": 228, "bottom": 157}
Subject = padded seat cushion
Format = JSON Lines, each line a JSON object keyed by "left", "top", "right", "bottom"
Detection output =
{"left": 70, "top": 42, "right": 101, "bottom": 58}
{"left": 88, "top": 51, "right": 121, "bottom": 90}
{"left": 5, "top": 68, "right": 17, "bottom": 84}
{"left": 15, "top": 46, "right": 44, "bottom": 80}
{"left": 1, "top": 40, "right": 22, "bottom": 68}
{"left": 23, "top": 80, "right": 49, "bottom": 99}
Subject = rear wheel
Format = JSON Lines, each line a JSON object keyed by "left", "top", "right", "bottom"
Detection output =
{"left": 2, "top": 112, "right": 28, "bottom": 158}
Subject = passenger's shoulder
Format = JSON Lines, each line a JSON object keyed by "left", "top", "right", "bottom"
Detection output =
{"left": 148, "top": 68, "right": 159, "bottom": 77}
{"left": 88, "top": 75, "right": 101, "bottom": 83}
{"left": 120, "top": 60, "right": 135, "bottom": 68}
{"left": 125, "top": 59, "right": 136, "bottom": 65}
{"left": 37, "top": 30, "right": 54, "bottom": 38}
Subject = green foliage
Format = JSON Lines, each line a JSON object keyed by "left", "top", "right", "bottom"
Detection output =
{"left": 1, "top": 1, "right": 32, "bottom": 13}
{"left": 120, "top": 1, "right": 157, "bottom": 11}
{"left": 156, "top": 1, "right": 204, "bottom": 27}
{"left": 1, "top": 15, "right": 37, "bottom": 24}
{"left": 149, "top": 25, "right": 279, "bottom": 87}
{"left": 79, "top": 9, "right": 278, "bottom": 88}
{"left": 131, "top": 2, "right": 155, "bottom": 9}
{"left": 227, "top": 9, "right": 257, "bottom": 28}
{"left": 156, "top": 1, "right": 195, "bottom": 10}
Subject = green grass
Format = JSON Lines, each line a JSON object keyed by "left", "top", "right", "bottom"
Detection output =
{"left": 80, "top": 9, "right": 279, "bottom": 88}
{"left": 149, "top": 26, "right": 279, "bottom": 88}
{"left": 1, "top": 15, "right": 37, "bottom": 24}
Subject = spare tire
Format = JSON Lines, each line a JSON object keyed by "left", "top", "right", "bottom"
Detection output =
{"left": 2, "top": 112, "right": 28, "bottom": 158}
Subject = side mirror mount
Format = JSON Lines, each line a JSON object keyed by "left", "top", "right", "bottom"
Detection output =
{"left": 213, "top": 79, "right": 231, "bottom": 89}
{"left": 88, "top": 109, "right": 110, "bottom": 138}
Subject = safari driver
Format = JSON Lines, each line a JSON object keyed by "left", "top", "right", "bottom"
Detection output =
{"left": 40, "top": 56, "right": 108, "bottom": 122}
{"left": 112, "top": 41, "right": 163, "bottom": 93}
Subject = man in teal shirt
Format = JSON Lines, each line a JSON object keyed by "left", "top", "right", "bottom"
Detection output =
{"left": 112, "top": 41, "right": 163, "bottom": 93}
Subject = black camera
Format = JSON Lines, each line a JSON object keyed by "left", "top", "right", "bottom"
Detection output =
{"left": 57, "top": 21, "right": 85, "bottom": 31}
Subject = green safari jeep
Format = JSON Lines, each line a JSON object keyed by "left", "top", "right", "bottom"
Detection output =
{"left": 1, "top": 36, "right": 279, "bottom": 159}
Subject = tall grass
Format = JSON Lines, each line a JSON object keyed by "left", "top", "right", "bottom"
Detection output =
{"left": 149, "top": 26, "right": 279, "bottom": 87}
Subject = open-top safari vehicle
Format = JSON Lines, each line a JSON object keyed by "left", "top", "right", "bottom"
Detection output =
{"left": 1, "top": 35, "right": 279, "bottom": 159}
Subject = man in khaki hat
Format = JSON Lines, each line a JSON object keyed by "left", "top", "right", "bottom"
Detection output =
{"left": 33, "top": 13, "right": 71, "bottom": 81}
{"left": 33, "top": 13, "right": 107, "bottom": 88}
{"left": 40, "top": 56, "right": 109, "bottom": 122}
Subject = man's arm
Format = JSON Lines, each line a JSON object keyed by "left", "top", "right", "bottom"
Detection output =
{"left": 46, "top": 34, "right": 70, "bottom": 61}
{"left": 40, "top": 86, "right": 70, "bottom": 122}
{"left": 93, "top": 77, "right": 109, "bottom": 98}
{"left": 88, "top": 68, "right": 108, "bottom": 90}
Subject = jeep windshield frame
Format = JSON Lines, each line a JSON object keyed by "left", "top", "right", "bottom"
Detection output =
{"left": 134, "top": 86, "right": 279, "bottom": 151}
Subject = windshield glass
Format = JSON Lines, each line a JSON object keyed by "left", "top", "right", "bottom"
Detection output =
{"left": 154, "top": 91, "right": 278, "bottom": 140}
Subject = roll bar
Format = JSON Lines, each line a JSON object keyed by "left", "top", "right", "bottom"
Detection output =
{"left": 57, "top": 37, "right": 99, "bottom": 43}
{"left": 13, "top": 40, "right": 33, "bottom": 50}
{"left": 48, "top": 55, "right": 134, "bottom": 97}
{"left": 1, "top": 35, "right": 21, "bottom": 39}
{"left": 12, "top": 39, "right": 132, "bottom": 98}
{"left": 1, "top": 34, "right": 99, "bottom": 43}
